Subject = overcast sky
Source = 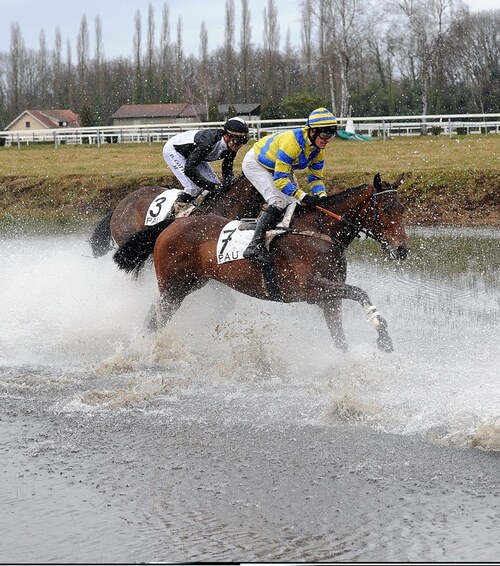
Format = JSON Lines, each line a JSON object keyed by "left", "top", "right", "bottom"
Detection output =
{"left": 1, "top": 0, "right": 498, "bottom": 59}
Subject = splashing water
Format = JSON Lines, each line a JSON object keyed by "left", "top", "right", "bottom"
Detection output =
{"left": 0, "top": 227, "right": 498, "bottom": 451}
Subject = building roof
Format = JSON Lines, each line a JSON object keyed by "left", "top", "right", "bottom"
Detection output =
{"left": 112, "top": 103, "right": 205, "bottom": 120}
{"left": 218, "top": 103, "right": 261, "bottom": 116}
{"left": 5, "top": 109, "right": 80, "bottom": 130}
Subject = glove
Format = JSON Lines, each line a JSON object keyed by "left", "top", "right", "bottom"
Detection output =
{"left": 301, "top": 194, "right": 320, "bottom": 207}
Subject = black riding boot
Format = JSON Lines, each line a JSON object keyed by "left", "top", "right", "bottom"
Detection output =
{"left": 243, "top": 205, "right": 282, "bottom": 263}
{"left": 176, "top": 191, "right": 194, "bottom": 203}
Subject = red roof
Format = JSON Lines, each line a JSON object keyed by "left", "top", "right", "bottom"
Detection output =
{"left": 26, "top": 109, "right": 81, "bottom": 128}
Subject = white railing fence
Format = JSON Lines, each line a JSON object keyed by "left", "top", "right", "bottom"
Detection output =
{"left": 1, "top": 113, "right": 499, "bottom": 148}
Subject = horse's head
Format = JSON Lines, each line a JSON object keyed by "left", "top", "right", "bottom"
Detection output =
{"left": 363, "top": 173, "right": 409, "bottom": 260}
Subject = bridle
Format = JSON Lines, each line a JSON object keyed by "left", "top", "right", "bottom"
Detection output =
{"left": 315, "top": 187, "right": 399, "bottom": 246}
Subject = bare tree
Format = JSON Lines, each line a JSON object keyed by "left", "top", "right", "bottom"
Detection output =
{"left": 8, "top": 22, "right": 25, "bottom": 115}
{"left": 76, "top": 14, "right": 90, "bottom": 108}
{"left": 37, "top": 30, "right": 49, "bottom": 106}
{"left": 145, "top": 3, "right": 156, "bottom": 102}
{"left": 300, "top": 0, "right": 314, "bottom": 92}
{"left": 239, "top": 0, "right": 252, "bottom": 102}
{"left": 52, "top": 27, "right": 64, "bottom": 107}
{"left": 159, "top": 2, "right": 172, "bottom": 102}
{"left": 133, "top": 10, "right": 144, "bottom": 103}
{"left": 450, "top": 9, "right": 499, "bottom": 112}
{"left": 93, "top": 15, "right": 106, "bottom": 123}
{"left": 263, "top": 0, "right": 280, "bottom": 103}
{"left": 198, "top": 21, "right": 210, "bottom": 105}
{"left": 173, "top": 16, "right": 184, "bottom": 100}
{"left": 65, "top": 38, "right": 73, "bottom": 109}
{"left": 223, "top": 0, "right": 236, "bottom": 103}
{"left": 390, "top": 0, "right": 459, "bottom": 115}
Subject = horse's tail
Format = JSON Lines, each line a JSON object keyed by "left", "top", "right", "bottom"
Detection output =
{"left": 113, "top": 218, "right": 172, "bottom": 275}
{"left": 89, "top": 212, "right": 113, "bottom": 257}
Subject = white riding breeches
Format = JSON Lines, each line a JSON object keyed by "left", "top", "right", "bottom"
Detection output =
{"left": 163, "top": 141, "right": 220, "bottom": 197}
{"left": 242, "top": 149, "right": 297, "bottom": 211}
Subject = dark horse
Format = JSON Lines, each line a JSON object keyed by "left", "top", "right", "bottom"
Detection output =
{"left": 88, "top": 175, "right": 263, "bottom": 265}
{"left": 146, "top": 173, "right": 408, "bottom": 353}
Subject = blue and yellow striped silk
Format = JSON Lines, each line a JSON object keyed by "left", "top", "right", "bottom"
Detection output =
{"left": 252, "top": 127, "right": 328, "bottom": 200}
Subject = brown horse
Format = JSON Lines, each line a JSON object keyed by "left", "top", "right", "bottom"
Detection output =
{"left": 89, "top": 175, "right": 263, "bottom": 260}
{"left": 147, "top": 173, "right": 408, "bottom": 352}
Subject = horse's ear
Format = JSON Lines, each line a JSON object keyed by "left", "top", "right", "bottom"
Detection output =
{"left": 394, "top": 173, "right": 405, "bottom": 189}
{"left": 374, "top": 172, "right": 382, "bottom": 190}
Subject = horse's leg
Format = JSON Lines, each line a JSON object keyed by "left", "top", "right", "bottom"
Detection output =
{"left": 318, "top": 278, "right": 393, "bottom": 353}
{"left": 321, "top": 299, "right": 348, "bottom": 352}
{"left": 146, "top": 291, "right": 184, "bottom": 332}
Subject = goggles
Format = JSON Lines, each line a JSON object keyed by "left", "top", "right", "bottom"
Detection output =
{"left": 229, "top": 136, "right": 248, "bottom": 146}
{"left": 317, "top": 128, "right": 337, "bottom": 140}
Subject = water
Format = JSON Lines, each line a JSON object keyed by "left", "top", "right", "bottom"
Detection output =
{"left": 0, "top": 225, "right": 499, "bottom": 563}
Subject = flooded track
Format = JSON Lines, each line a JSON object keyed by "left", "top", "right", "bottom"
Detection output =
{"left": 0, "top": 226, "right": 499, "bottom": 563}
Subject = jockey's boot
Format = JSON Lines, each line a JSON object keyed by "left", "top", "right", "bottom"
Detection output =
{"left": 176, "top": 191, "right": 194, "bottom": 204}
{"left": 173, "top": 191, "right": 195, "bottom": 215}
{"left": 243, "top": 205, "right": 282, "bottom": 263}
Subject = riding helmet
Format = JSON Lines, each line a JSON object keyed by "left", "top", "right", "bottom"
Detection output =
{"left": 306, "top": 107, "right": 338, "bottom": 130}
{"left": 223, "top": 117, "right": 249, "bottom": 137}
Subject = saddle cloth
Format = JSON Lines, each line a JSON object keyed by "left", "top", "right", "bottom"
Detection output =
{"left": 144, "top": 189, "right": 181, "bottom": 226}
{"left": 216, "top": 220, "right": 292, "bottom": 264}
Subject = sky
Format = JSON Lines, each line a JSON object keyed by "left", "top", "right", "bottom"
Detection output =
{"left": 1, "top": 0, "right": 498, "bottom": 59}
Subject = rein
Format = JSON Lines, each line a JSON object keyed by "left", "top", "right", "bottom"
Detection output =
{"left": 314, "top": 188, "right": 398, "bottom": 243}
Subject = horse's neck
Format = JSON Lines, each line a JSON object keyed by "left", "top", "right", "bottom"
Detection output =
{"left": 293, "top": 185, "right": 373, "bottom": 245}
{"left": 332, "top": 185, "right": 373, "bottom": 220}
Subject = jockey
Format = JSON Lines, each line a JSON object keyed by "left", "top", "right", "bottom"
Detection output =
{"left": 241, "top": 107, "right": 337, "bottom": 262}
{"left": 163, "top": 117, "right": 249, "bottom": 204}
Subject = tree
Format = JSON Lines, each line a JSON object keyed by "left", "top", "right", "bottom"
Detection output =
{"left": 133, "top": 10, "right": 144, "bottom": 103}
{"left": 208, "top": 99, "right": 221, "bottom": 121}
{"left": 223, "top": 0, "right": 236, "bottom": 102}
{"left": 263, "top": 0, "right": 280, "bottom": 104}
{"left": 8, "top": 22, "right": 25, "bottom": 116}
{"left": 198, "top": 21, "right": 210, "bottom": 105}
{"left": 159, "top": 2, "right": 172, "bottom": 102}
{"left": 76, "top": 14, "right": 90, "bottom": 108}
{"left": 239, "top": 0, "right": 252, "bottom": 102}
{"left": 280, "top": 92, "right": 326, "bottom": 118}
{"left": 93, "top": 15, "right": 105, "bottom": 124}
{"left": 145, "top": 3, "right": 156, "bottom": 103}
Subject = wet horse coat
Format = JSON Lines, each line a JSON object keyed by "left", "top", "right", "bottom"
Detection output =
{"left": 148, "top": 174, "right": 408, "bottom": 352}
{"left": 89, "top": 175, "right": 263, "bottom": 258}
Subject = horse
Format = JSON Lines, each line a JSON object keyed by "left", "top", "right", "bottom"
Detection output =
{"left": 146, "top": 173, "right": 408, "bottom": 353}
{"left": 88, "top": 175, "right": 263, "bottom": 261}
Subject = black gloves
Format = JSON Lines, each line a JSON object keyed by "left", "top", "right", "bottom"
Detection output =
{"left": 301, "top": 194, "right": 321, "bottom": 207}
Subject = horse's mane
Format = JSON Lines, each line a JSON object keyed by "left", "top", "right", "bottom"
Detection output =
{"left": 321, "top": 183, "right": 370, "bottom": 206}
{"left": 201, "top": 173, "right": 247, "bottom": 208}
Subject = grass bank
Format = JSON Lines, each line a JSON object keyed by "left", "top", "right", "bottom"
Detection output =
{"left": 0, "top": 135, "right": 498, "bottom": 227}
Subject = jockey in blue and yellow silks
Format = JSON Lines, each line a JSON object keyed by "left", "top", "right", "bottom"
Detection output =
{"left": 252, "top": 127, "right": 327, "bottom": 200}
{"left": 242, "top": 107, "right": 338, "bottom": 263}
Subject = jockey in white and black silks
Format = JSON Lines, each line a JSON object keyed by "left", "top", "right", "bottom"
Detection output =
{"left": 163, "top": 117, "right": 249, "bottom": 204}
{"left": 241, "top": 107, "right": 338, "bottom": 263}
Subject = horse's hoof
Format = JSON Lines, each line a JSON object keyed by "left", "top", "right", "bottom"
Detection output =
{"left": 377, "top": 333, "right": 393, "bottom": 353}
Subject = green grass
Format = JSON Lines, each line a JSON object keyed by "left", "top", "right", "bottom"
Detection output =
{"left": 0, "top": 135, "right": 499, "bottom": 227}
